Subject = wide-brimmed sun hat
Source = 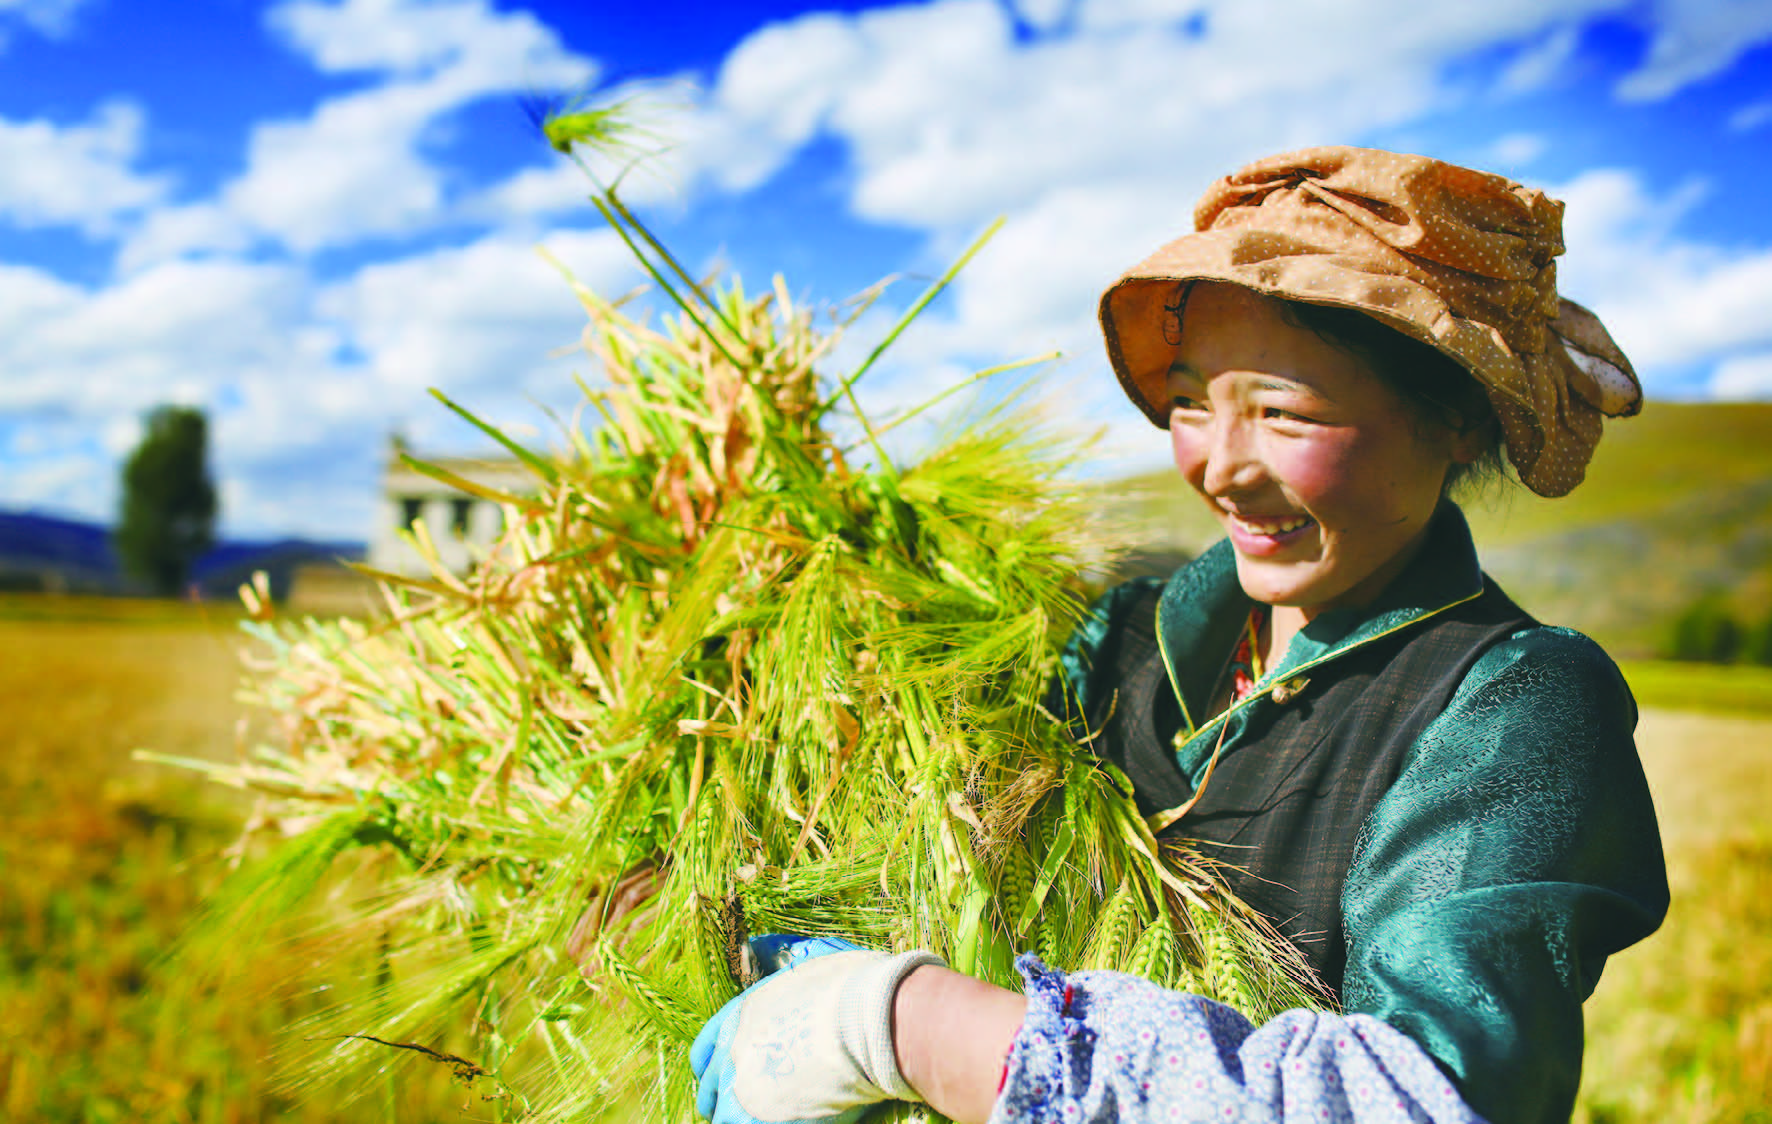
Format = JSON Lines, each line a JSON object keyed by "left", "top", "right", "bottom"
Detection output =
{"left": 1099, "top": 146, "right": 1641, "bottom": 497}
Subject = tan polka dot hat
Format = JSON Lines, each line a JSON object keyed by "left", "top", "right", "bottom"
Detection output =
{"left": 1099, "top": 146, "right": 1642, "bottom": 497}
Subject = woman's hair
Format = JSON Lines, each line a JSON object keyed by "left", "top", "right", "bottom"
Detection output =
{"left": 1165, "top": 282, "right": 1510, "bottom": 498}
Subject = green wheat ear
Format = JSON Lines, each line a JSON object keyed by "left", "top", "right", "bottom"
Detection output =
{"left": 542, "top": 100, "right": 634, "bottom": 155}
{"left": 518, "top": 86, "right": 643, "bottom": 157}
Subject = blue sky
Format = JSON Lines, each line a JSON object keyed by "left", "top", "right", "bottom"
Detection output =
{"left": 2, "top": 0, "right": 1771, "bottom": 540}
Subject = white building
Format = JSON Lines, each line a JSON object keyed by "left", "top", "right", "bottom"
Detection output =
{"left": 369, "top": 442, "right": 535, "bottom": 578}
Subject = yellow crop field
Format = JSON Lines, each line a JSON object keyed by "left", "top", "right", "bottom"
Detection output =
{"left": 0, "top": 599, "right": 1766, "bottom": 1122}
{"left": 0, "top": 603, "right": 480, "bottom": 1123}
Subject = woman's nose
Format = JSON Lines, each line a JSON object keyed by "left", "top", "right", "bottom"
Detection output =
{"left": 1200, "top": 415, "right": 1263, "bottom": 498}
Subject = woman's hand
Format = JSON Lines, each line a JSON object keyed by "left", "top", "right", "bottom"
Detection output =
{"left": 690, "top": 936, "right": 944, "bottom": 1124}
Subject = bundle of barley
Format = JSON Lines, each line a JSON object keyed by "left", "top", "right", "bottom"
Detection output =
{"left": 161, "top": 187, "right": 1322, "bottom": 1122}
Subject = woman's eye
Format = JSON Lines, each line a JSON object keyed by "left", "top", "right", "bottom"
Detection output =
{"left": 1170, "top": 394, "right": 1204, "bottom": 411}
{"left": 1263, "top": 406, "right": 1313, "bottom": 422}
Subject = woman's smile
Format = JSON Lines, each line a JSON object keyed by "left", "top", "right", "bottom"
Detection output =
{"left": 1223, "top": 510, "right": 1318, "bottom": 556}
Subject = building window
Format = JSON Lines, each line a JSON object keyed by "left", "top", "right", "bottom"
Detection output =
{"left": 400, "top": 496, "right": 424, "bottom": 529}
{"left": 450, "top": 498, "right": 474, "bottom": 538}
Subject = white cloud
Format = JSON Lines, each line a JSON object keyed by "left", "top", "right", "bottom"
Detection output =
{"left": 0, "top": 102, "right": 170, "bottom": 235}
{"left": 645, "top": 0, "right": 1772, "bottom": 248}
{"left": 0, "top": 258, "right": 313, "bottom": 417}
{"left": 2, "top": 449, "right": 113, "bottom": 519}
{"left": 0, "top": 0, "right": 89, "bottom": 41}
{"left": 223, "top": 83, "right": 457, "bottom": 253}
{"left": 0, "top": 255, "right": 368, "bottom": 534}
{"left": 1729, "top": 98, "right": 1772, "bottom": 131}
{"left": 100, "top": 413, "right": 143, "bottom": 457}
{"left": 119, "top": 0, "right": 594, "bottom": 263}
{"left": 1616, "top": 0, "right": 1772, "bottom": 101}
{"left": 1007, "top": 0, "right": 1074, "bottom": 32}
{"left": 676, "top": 12, "right": 869, "bottom": 197}
{"left": 668, "top": 0, "right": 1653, "bottom": 236}
{"left": 117, "top": 202, "right": 251, "bottom": 273}
{"left": 0, "top": 224, "right": 642, "bottom": 538}
{"left": 270, "top": 0, "right": 538, "bottom": 75}
{"left": 1496, "top": 23, "right": 1584, "bottom": 95}
{"left": 316, "top": 226, "right": 636, "bottom": 398}
{"left": 471, "top": 161, "right": 590, "bottom": 220}
{"left": 1710, "top": 351, "right": 1772, "bottom": 398}
{"left": 1555, "top": 169, "right": 1772, "bottom": 378}
{"left": 1485, "top": 132, "right": 1549, "bottom": 168}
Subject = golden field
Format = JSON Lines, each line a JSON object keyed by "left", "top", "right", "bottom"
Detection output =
{"left": 0, "top": 602, "right": 477, "bottom": 1123}
{"left": 1, "top": 595, "right": 1768, "bottom": 1122}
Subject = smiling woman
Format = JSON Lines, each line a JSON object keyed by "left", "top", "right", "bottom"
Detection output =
{"left": 691, "top": 146, "right": 1670, "bottom": 1124}
{"left": 1162, "top": 281, "right": 1488, "bottom": 659}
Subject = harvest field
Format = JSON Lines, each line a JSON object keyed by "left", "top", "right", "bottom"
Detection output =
{"left": 2, "top": 596, "right": 1769, "bottom": 1122}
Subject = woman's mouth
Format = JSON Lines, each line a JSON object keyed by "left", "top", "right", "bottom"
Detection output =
{"left": 1225, "top": 512, "right": 1318, "bottom": 556}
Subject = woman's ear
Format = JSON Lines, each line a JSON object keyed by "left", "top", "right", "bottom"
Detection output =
{"left": 1447, "top": 415, "right": 1496, "bottom": 465}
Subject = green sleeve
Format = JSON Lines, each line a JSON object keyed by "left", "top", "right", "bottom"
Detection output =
{"left": 1339, "top": 627, "right": 1669, "bottom": 1124}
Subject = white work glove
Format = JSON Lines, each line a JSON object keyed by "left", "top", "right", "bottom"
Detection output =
{"left": 690, "top": 935, "right": 945, "bottom": 1124}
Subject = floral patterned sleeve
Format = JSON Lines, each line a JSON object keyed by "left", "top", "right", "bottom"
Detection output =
{"left": 987, "top": 957, "right": 1486, "bottom": 1124}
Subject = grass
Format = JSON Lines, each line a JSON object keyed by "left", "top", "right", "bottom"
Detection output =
{"left": 1464, "top": 401, "right": 1772, "bottom": 546}
{"left": 1619, "top": 659, "right": 1772, "bottom": 718}
{"left": 3, "top": 597, "right": 1768, "bottom": 1122}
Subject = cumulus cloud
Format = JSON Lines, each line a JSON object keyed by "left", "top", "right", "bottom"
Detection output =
{"left": 1496, "top": 23, "right": 1586, "bottom": 95}
{"left": 0, "top": 258, "right": 313, "bottom": 418}
{"left": 0, "top": 102, "right": 170, "bottom": 235}
{"left": 0, "top": 0, "right": 90, "bottom": 41}
{"left": 315, "top": 226, "right": 636, "bottom": 398}
{"left": 119, "top": 0, "right": 594, "bottom": 263}
{"left": 1554, "top": 169, "right": 1772, "bottom": 379}
{"left": 1616, "top": 0, "right": 1772, "bottom": 101}
{"left": 638, "top": 0, "right": 1772, "bottom": 253}
{"left": 663, "top": 0, "right": 1661, "bottom": 235}
{"left": 0, "top": 224, "right": 638, "bottom": 537}
{"left": 633, "top": 0, "right": 1772, "bottom": 471}
{"left": 1, "top": 447, "right": 114, "bottom": 519}
{"left": 1484, "top": 132, "right": 1550, "bottom": 168}
{"left": 1709, "top": 351, "right": 1772, "bottom": 398}
{"left": 0, "top": 258, "right": 322, "bottom": 528}
{"left": 270, "top": 0, "right": 535, "bottom": 75}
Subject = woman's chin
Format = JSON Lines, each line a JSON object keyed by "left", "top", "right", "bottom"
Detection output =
{"left": 1232, "top": 557, "right": 1336, "bottom": 612}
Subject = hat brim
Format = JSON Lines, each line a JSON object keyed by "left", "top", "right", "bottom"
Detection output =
{"left": 1098, "top": 228, "right": 1537, "bottom": 429}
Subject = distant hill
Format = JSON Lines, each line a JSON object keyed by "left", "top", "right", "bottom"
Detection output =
{"left": 1104, "top": 402, "right": 1772, "bottom": 657}
{"left": 0, "top": 511, "right": 119, "bottom": 592}
{"left": 0, "top": 510, "right": 364, "bottom": 600}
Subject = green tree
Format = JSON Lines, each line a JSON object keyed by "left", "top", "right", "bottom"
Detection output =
{"left": 114, "top": 405, "right": 218, "bottom": 596}
{"left": 1748, "top": 605, "right": 1772, "bottom": 668}
{"left": 1667, "top": 594, "right": 1744, "bottom": 664}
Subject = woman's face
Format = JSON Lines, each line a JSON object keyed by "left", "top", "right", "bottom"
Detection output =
{"left": 1166, "top": 282, "right": 1476, "bottom": 619}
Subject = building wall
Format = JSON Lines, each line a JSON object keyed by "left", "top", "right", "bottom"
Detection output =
{"left": 370, "top": 457, "right": 536, "bottom": 577}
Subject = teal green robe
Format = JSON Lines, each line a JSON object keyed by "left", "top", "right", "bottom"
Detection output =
{"left": 1060, "top": 504, "right": 1669, "bottom": 1123}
